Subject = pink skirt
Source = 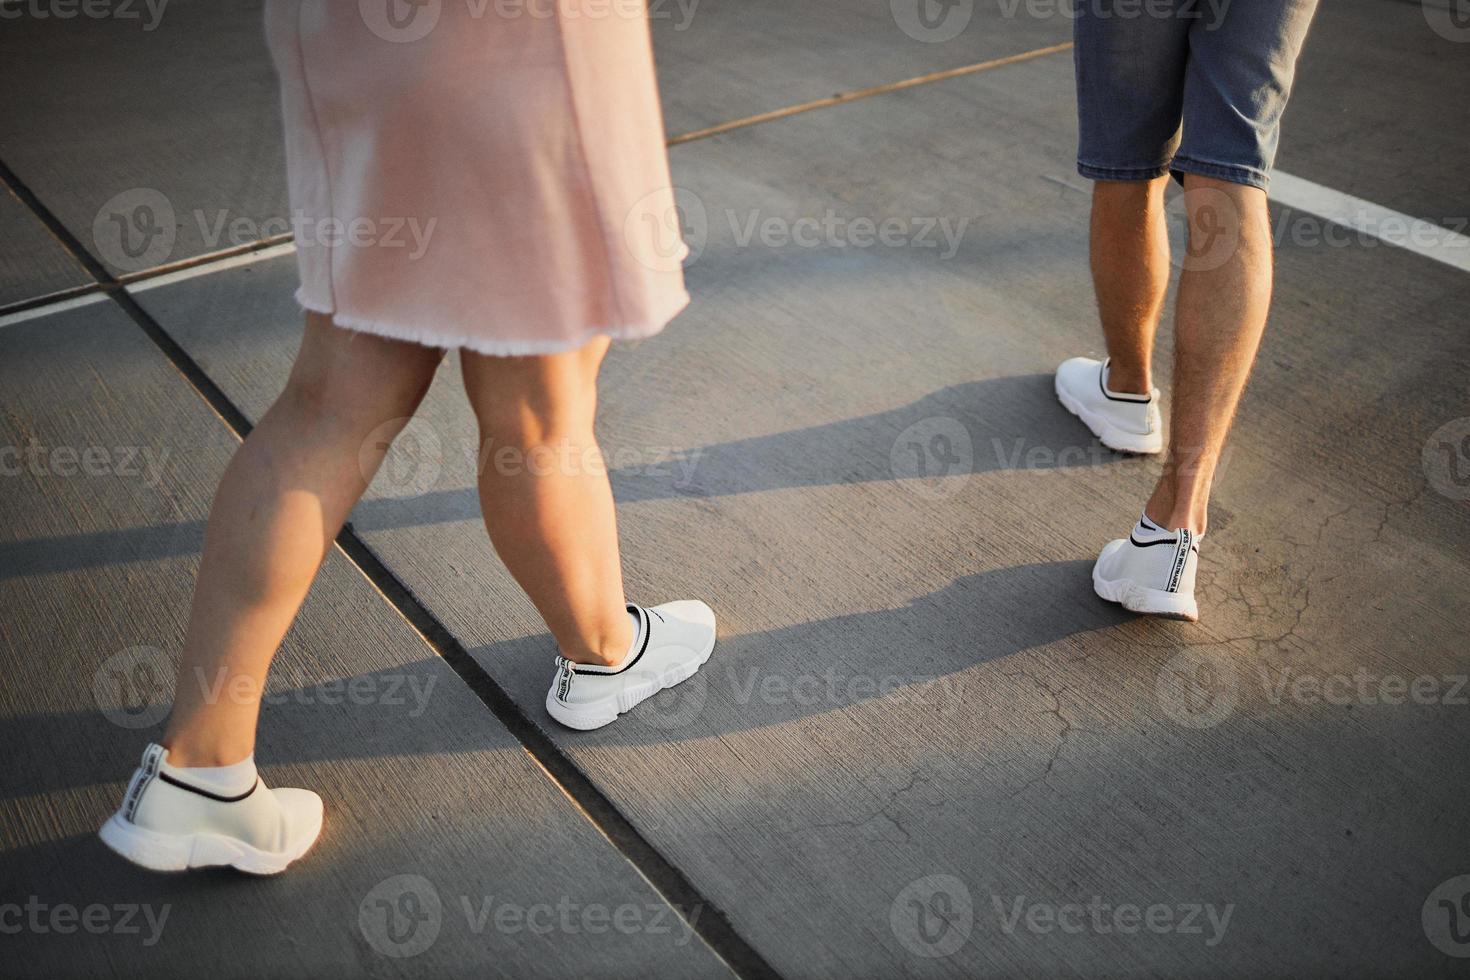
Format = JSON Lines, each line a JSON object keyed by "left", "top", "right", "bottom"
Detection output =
{"left": 263, "top": 0, "right": 689, "bottom": 355}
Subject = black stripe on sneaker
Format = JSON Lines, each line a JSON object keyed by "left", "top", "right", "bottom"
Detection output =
{"left": 568, "top": 605, "right": 652, "bottom": 676}
{"left": 1139, "top": 514, "right": 1165, "bottom": 533}
{"left": 1099, "top": 361, "right": 1152, "bottom": 403}
{"left": 1129, "top": 534, "right": 1179, "bottom": 548}
{"left": 157, "top": 771, "right": 260, "bottom": 803}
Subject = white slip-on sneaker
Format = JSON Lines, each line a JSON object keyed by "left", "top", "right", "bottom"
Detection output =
{"left": 1055, "top": 356, "right": 1163, "bottom": 454}
{"left": 1092, "top": 516, "right": 1200, "bottom": 621}
{"left": 99, "top": 743, "right": 323, "bottom": 875}
{"left": 546, "top": 601, "right": 716, "bottom": 731}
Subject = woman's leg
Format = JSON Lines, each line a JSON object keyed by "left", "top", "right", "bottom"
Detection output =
{"left": 460, "top": 338, "right": 633, "bottom": 667}
{"left": 162, "top": 314, "right": 444, "bottom": 766}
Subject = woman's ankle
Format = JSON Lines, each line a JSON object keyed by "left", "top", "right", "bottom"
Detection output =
{"left": 161, "top": 727, "right": 256, "bottom": 769}
{"left": 560, "top": 609, "right": 637, "bottom": 668}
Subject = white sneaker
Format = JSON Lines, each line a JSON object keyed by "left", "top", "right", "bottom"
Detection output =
{"left": 1092, "top": 517, "right": 1200, "bottom": 621}
{"left": 99, "top": 744, "right": 323, "bottom": 874}
{"left": 1055, "top": 356, "right": 1163, "bottom": 454}
{"left": 546, "top": 601, "right": 716, "bottom": 731}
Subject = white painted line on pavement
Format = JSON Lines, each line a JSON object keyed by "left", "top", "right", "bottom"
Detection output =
{"left": 0, "top": 291, "right": 109, "bottom": 329}
{"left": 1271, "top": 170, "right": 1470, "bottom": 273}
{"left": 125, "top": 241, "right": 298, "bottom": 294}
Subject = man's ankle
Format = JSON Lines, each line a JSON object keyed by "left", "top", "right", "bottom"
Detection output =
{"left": 1105, "top": 362, "right": 1151, "bottom": 396}
{"left": 1143, "top": 503, "right": 1206, "bottom": 536}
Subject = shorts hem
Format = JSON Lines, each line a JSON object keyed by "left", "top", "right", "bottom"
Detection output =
{"left": 1076, "top": 162, "right": 1173, "bottom": 182}
{"left": 1169, "top": 156, "right": 1271, "bottom": 192}
{"left": 294, "top": 288, "right": 690, "bottom": 357}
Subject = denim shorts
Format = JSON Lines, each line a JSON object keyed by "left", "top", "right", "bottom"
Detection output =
{"left": 1074, "top": 0, "right": 1319, "bottom": 191}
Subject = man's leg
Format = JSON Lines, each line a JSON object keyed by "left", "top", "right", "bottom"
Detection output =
{"left": 1089, "top": 176, "right": 1172, "bottom": 395}
{"left": 1144, "top": 175, "right": 1273, "bottom": 536}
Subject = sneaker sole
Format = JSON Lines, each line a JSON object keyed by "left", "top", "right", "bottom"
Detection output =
{"left": 1093, "top": 568, "right": 1199, "bottom": 622}
{"left": 98, "top": 808, "right": 323, "bottom": 875}
{"left": 545, "top": 634, "right": 716, "bottom": 731}
{"left": 1055, "top": 376, "right": 1163, "bottom": 455}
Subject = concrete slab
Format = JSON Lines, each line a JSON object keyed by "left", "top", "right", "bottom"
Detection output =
{"left": 0, "top": 302, "right": 730, "bottom": 978}
{"left": 0, "top": 186, "right": 92, "bottom": 308}
{"left": 1279, "top": 0, "right": 1470, "bottom": 226}
{"left": 0, "top": 0, "right": 287, "bottom": 276}
{"left": 652, "top": 0, "right": 1072, "bottom": 135}
{"left": 135, "top": 45, "right": 1470, "bottom": 977}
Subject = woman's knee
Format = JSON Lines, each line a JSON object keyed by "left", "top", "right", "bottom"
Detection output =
{"left": 462, "top": 350, "right": 601, "bottom": 446}
{"left": 277, "top": 316, "right": 442, "bottom": 432}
